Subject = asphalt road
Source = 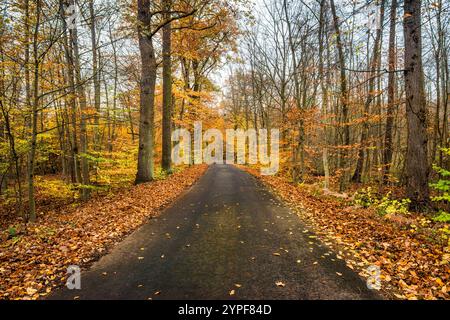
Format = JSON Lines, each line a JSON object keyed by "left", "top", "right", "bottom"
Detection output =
{"left": 49, "top": 164, "right": 380, "bottom": 300}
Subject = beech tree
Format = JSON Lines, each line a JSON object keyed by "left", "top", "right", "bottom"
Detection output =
{"left": 403, "top": 0, "right": 430, "bottom": 209}
{"left": 135, "top": 0, "right": 157, "bottom": 184}
{"left": 162, "top": 0, "right": 173, "bottom": 173}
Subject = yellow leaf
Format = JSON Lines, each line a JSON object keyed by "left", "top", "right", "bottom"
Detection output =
{"left": 26, "top": 287, "right": 37, "bottom": 296}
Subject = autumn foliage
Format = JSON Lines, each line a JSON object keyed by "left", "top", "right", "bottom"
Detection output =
{"left": 242, "top": 166, "right": 450, "bottom": 300}
{"left": 0, "top": 165, "right": 207, "bottom": 299}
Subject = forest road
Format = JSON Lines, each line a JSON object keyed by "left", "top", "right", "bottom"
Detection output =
{"left": 49, "top": 164, "right": 380, "bottom": 300}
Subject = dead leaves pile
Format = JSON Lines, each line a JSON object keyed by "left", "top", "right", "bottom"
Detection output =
{"left": 242, "top": 166, "right": 449, "bottom": 300}
{"left": 0, "top": 165, "right": 207, "bottom": 300}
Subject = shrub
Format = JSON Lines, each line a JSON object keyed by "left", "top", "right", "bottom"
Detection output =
{"left": 376, "top": 194, "right": 410, "bottom": 216}
{"left": 353, "top": 187, "right": 377, "bottom": 208}
{"left": 430, "top": 148, "right": 450, "bottom": 223}
{"left": 433, "top": 211, "right": 450, "bottom": 223}
{"left": 353, "top": 188, "right": 410, "bottom": 216}
{"left": 35, "top": 176, "right": 77, "bottom": 201}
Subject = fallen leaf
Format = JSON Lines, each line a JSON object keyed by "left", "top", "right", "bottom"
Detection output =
{"left": 26, "top": 287, "right": 37, "bottom": 296}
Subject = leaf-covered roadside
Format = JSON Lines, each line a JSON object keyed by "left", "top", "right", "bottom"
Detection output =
{"left": 0, "top": 165, "right": 208, "bottom": 300}
{"left": 241, "top": 166, "right": 450, "bottom": 300}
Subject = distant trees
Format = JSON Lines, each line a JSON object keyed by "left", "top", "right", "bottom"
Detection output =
{"left": 0, "top": 0, "right": 447, "bottom": 219}
{"left": 0, "top": 0, "right": 239, "bottom": 220}
{"left": 223, "top": 0, "right": 449, "bottom": 211}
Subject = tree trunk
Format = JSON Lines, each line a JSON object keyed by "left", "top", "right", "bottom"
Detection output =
{"left": 330, "top": 0, "right": 350, "bottom": 191}
{"left": 108, "top": 22, "right": 119, "bottom": 152}
{"left": 383, "top": 0, "right": 397, "bottom": 183}
{"left": 403, "top": 0, "right": 430, "bottom": 209}
{"left": 162, "top": 0, "right": 173, "bottom": 172}
{"left": 89, "top": 0, "right": 101, "bottom": 151}
{"left": 319, "top": 0, "right": 330, "bottom": 189}
{"left": 135, "top": 0, "right": 156, "bottom": 184}
{"left": 70, "top": 0, "right": 90, "bottom": 200}
{"left": 283, "top": 0, "right": 305, "bottom": 183}
{"left": 59, "top": 0, "right": 81, "bottom": 184}
{"left": 352, "top": 0, "right": 385, "bottom": 183}
{"left": 28, "top": 0, "right": 41, "bottom": 222}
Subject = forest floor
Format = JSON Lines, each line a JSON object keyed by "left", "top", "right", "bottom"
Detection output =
{"left": 0, "top": 164, "right": 207, "bottom": 299}
{"left": 0, "top": 164, "right": 449, "bottom": 300}
{"left": 241, "top": 166, "right": 450, "bottom": 300}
